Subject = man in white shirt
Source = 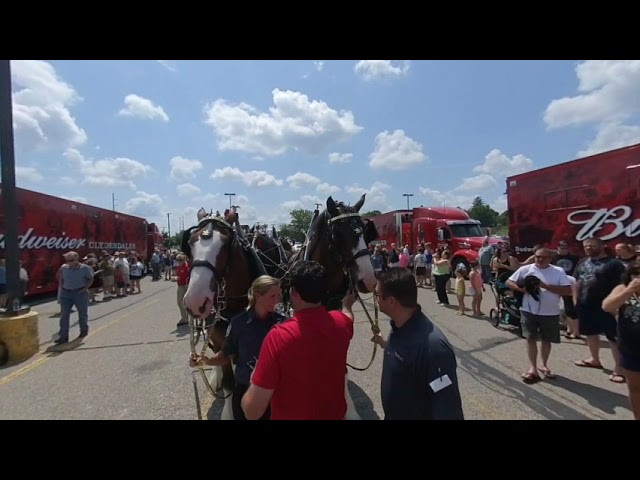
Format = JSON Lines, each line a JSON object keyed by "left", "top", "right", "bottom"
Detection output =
{"left": 507, "top": 247, "right": 572, "bottom": 384}
{"left": 114, "top": 252, "right": 130, "bottom": 296}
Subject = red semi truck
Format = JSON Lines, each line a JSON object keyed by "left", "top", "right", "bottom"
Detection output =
{"left": 506, "top": 142, "right": 640, "bottom": 261}
{"left": 0, "top": 187, "right": 152, "bottom": 297}
{"left": 366, "top": 207, "right": 501, "bottom": 274}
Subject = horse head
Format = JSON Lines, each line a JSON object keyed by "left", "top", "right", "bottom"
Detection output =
{"left": 181, "top": 207, "right": 251, "bottom": 319}
{"left": 300, "top": 193, "right": 378, "bottom": 295}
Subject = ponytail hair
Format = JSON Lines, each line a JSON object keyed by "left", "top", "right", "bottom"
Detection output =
{"left": 246, "top": 275, "right": 281, "bottom": 311}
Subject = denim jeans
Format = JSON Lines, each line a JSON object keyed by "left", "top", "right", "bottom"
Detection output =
{"left": 59, "top": 288, "right": 89, "bottom": 341}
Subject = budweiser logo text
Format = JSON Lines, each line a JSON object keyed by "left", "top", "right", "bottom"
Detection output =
{"left": 0, "top": 228, "right": 87, "bottom": 250}
{"left": 567, "top": 206, "right": 640, "bottom": 241}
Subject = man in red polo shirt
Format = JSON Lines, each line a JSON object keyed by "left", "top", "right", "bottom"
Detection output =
{"left": 241, "top": 260, "right": 355, "bottom": 420}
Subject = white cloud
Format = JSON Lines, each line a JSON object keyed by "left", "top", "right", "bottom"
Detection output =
{"left": 125, "top": 191, "right": 165, "bottom": 218}
{"left": 329, "top": 152, "right": 352, "bottom": 164}
{"left": 64, "top": 148, "right": 153, "bottom": 190}
{"left": 344, "top": 181, "right": 392, "bottom": 211}
{"left": 473, "top": 149, "right": 534, "bottom": 177}
{"left": 418, "top": 187, "right": 474, "bottom": 210}
{"left": 16, "top": 167, "right": 44, "bottom": 183}
{"left": 203, "top": 88, "right": 363, "bottom": 156}
{"left": 544, "top": 60, "right": 640, "bottom": 129}
{"left": 369, "top": 129, "right": 426, "bottom": 170}
{"left": 157, "top": 60, "right": 177, "bottom": 72}
{"left": 118, "top": 94, "right": 169, "bottom": 122}
{"left": 492, "top": 195, "right": 508, "bottom": 213}
{"left": 281, "top": 200, "right": 304, "bottom": 211}
{"left": 313, "top": 61, "right": 324, "bottom": 72}
{"left": 211, "top": 166, "right": 283, "bottom": 188}
{"left": 453, "top": 174, "right": 498, "bottom": 192}
{"left": 578, "top": 122, "right": 640, "bottom": 157}
{"left": 301, "top": 194, "right": 322, "bottom": 205}
{"left": 354, "top": 61, "right": 410, "bottom": 81}
{"left": 11, "top": 60, "right": 87, "bottom": 153}
{"left": 170, "top": 156, "right": 203, "bottom": 182}
{"left": 176, "top": 183, "right": 201, "bottom": 197}
{"left": 419, "top": 148, "right": 533, "bottom": 212}
{"left": 286, "top": 172, "right": 321, "bottom": 189}
{"left": 544, "top": 60, "right": 640, "bottom": 157}
{"left": 317, "top": 182, "right": 340, "bottom": 195}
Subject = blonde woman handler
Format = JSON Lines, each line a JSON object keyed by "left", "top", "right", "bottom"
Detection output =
{"left": 189, "top": 275, "right": 286, "bottom": 420}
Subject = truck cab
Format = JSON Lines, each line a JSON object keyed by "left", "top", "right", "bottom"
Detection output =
{"left": 368, "top": 207, "right": 499, "bottom": 277}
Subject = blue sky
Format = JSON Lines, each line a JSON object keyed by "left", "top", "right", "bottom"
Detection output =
{"left": 10, "top": 60, "right": 640, "bottom": 234}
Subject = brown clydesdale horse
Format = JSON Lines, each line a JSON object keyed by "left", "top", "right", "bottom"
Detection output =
{"left": 181, "top": 207, "right": 268, "bottom": 418}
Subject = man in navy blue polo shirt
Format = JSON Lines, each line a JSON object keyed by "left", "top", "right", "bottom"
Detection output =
{"left": 371, "top": 267, "right": 464, "bottom": 420}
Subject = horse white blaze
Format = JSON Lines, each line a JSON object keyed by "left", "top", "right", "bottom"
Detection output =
{"left": 182, "top": 230, "right": 225, "bottom": 317}
{"left": 352, "top": 236, "right": 377, "bottom": 293}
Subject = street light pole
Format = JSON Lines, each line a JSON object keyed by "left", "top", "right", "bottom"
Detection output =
{"left": 0, "top": 59, "right": 28, "bottom": 314}
{"left": 403, "top": 193, "right": 414, "bottom": 211}
{"left": 224, "top": 193, "right": 235, "bottom": 210}
{"left": 167, "top": 213, "right": 171, "bottom": 240}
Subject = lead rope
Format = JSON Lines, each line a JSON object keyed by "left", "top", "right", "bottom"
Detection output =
{"left": 346, "top": 270, "right": 381, "bottom": 372}
{"left": 189, "top": 279, "right": 232, "bottom": 420}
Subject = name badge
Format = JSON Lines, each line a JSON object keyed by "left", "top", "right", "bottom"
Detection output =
{"left": 429, "top": 374, "right": 452, "bottom": 393}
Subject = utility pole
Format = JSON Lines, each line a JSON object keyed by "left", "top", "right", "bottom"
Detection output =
{"left": 112, "top": 193, "right": 116, "bottom": 212}
{"left": 0, "top": 59, "right": 28, "bottom": 315}
{"left": 403, "top": 193, "right": 414, "bottom": 210}
{"left": 167, "top": 213, "right": 171, "bottom": 240}
{"left": 224, "top": 192, "right": 235, "bottom": 209}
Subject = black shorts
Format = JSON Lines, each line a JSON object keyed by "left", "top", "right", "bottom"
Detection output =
{"left": 576, "top": 306, "right": 617, "bottom": 342}
{"left": 620, "top": 350, "right": 640, "bottom": 373}
{"left": 562, "top": 296, "right": 577, "bottom": 319}
{"left": 416, "top": 267, "right": 426, "bottom": 276}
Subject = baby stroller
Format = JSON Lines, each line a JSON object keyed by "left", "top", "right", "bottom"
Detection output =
{"left": 488, "top": 271, "right": 523, "bottom": 337}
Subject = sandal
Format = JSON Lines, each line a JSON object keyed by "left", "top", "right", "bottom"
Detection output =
{"left": 609, "top": 373, "right": 626, "bottom": 384}
{"left": 574, "top": 359, "right": 603, "bottom": 369}
{"left": 521, "top": 372, "right": 541, "bottom": 384}
{"left": 539, "top": 367, "right": 556, "bottom": 379}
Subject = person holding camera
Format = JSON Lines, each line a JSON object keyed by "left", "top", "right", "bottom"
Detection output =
{"left": 506, "top": 247, "right": 572, "bottom": 384}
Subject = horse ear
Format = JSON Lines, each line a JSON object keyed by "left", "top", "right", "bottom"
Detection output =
{"left": 326, "top": 196, "right": 339, "bottom": 216}
{"left": 197, "top": 208, "right": 207, "bottom": 221}
{"left": 181, "top": 230, "right": 192, "bottom": 259}
{"left": 353, "top": 193, "right": 366, "bottom": 212}
{"left": 364, "top": 219, "right": 379, "bottom": 243}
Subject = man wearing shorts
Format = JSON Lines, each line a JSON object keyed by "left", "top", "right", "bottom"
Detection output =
{"left": 507, "top": 247, "right": 572, "bottom": 384}
{"left": 573, "top": 237, "right": 627, "bottom": 383}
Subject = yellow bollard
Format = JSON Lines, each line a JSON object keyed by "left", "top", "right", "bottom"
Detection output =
{"left": 0, "top": 310, "right": 40, "bottom": 364}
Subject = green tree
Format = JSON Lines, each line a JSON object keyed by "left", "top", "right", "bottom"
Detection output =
{"left": 362, "top": 210, "right": 382, "bottom": 218}
{"left": 466, "top": 196, "right": 499, "bottom": 227}
{"left": 496, "top": 210, "right": 509, "bottom": 227}
{"left": 278, "top": 209, "right": 314, "bottom": 243}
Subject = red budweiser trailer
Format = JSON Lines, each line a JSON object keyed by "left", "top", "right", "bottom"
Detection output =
{"left": 506, "top": 142, "right": 640, "bottom": 261}
{"left": 146, "top": 222, "right": 163, "bottom": 256}
{"left": 0, "top": 186, "right": 150, "bottom": 297}
{"left": 366, "top": 207, "right": 501, "bottom": 274}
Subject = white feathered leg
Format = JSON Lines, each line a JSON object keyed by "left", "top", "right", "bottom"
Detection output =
{"left": 208, "top": 365, "right": 224, "bottom": 392}
{"left": 220, "top": 362, "right": 237, "bottom": 421}
{"left": 344, "top": 372, "right": 361, "bottom": 420}
{"left": 221, "top": 390, "right": 234, "bottom": 420}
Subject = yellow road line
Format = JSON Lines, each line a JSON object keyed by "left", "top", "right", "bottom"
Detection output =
{"left": 0, "top": 299, "right": 159, "bottom": 387}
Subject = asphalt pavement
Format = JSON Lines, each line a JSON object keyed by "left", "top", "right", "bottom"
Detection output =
{"left": 0, "top": 276, "right": 633, "bottom": 420}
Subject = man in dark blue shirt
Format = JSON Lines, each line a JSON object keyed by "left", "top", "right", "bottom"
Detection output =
{"left": 372, "top": 267, "right": 464, "bottom": 420}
